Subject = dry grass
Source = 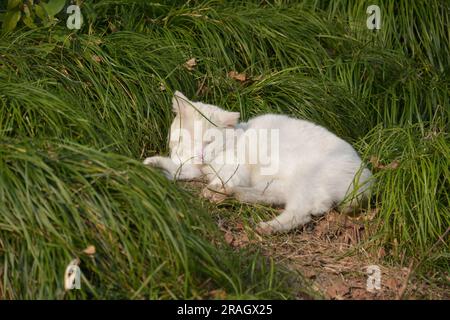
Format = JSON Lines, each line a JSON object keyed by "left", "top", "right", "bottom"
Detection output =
{"left": 183, "top": 181, "right": 449, "bottom": 300}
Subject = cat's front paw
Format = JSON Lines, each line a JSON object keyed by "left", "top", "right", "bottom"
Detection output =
{"left": 143, "top": 156, "right": 160, "bottom": 167}
{"left": 201, "top": 186, "right": 228, "bottom": 203}
{"left": 255, "top": 221, "right": 275, "bottom": 235}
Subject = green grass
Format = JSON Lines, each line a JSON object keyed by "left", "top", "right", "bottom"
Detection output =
{"left": 0, "top": 139, "right": 298, "bottom": 299}
{"left": 0, "top": 0, "right": 448, "bottom": 298}
{"left": 360, "top": 124, "right": 449, "bottom": 260}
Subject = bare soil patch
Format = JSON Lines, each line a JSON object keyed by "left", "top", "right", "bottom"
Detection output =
{"left": 182, "top": 181, "right": 449, "bottom": 300}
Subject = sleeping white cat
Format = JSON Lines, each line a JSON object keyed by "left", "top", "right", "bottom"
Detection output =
{"left": 144, "top": 91, "right": 372, "bottom": 234}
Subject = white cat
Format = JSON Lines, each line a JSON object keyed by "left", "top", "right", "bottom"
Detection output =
{"left": 144, "top": 91, "right": 372, "bottom": 234}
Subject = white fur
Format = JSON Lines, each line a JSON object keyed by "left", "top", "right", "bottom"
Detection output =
{"left": 144, "top": 91, "right": 372, "bottom": 234}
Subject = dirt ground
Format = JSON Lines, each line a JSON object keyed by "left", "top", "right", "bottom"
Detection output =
{"left": 222, "top": 210, "right": 449, "bottom": 300}
{"left": 184, "top": 182, "right": 449, "bottom": 300}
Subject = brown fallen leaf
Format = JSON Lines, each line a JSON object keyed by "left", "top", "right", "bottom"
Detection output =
{"left": 385, "top": 160, "right": 400, "bottom": 169}
{"left": 377, "top": 247, "right": 386, "bottom": 259}
{"left": 235, "top": 222, "right": 244, "bottom": 231}
{"left": 228, "top": 71, "right": 246, "bottom": 82}
{"left": 184, "top": 57, "right": 197, "bottom": 71}
{"left": 370, "top": 156, "right": 400, "bottom": 170}
{"left": 209, "top": 289, "right": 227, "bottom": 299}
{"left": 351, "top": 288, "right": 371, "bottom": 300}
{"left": 91, "top": 55, "right": 102, "bottom": 63}
{"left": 385, "top": 278, "right": 400, "bottom": 291}
{"left": 233, "top": 232, "right": 250, "bottom": 248}
{"left": 303, "top": 269, "right": 317, "bottom": 279}
{"left": 83, "top": 245, "right": 96, "bottom": 255}
{"left": 223, "top": 229, "right": 250, "bottom": 248}
{"left": 224, "top": 231, "right": 234, "bottom": 245}
{"left": 326, "top": 279, "right": 349, "bottom": 299}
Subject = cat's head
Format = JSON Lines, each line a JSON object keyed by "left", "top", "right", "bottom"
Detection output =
{"left": 169, "top": 91, "right": 240, "bottom": 164}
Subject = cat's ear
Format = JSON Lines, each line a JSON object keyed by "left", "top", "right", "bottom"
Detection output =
{"left": 218, "top": 111, "right": 240, "bottom": 127}
{"left": 172, "top": 91, "right": 190, "bottom": 114}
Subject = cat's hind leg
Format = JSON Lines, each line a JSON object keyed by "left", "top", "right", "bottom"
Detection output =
{"left": 256, "top": 180, "right": 332, "bottom": 234}
{"left": 232, "top": 186, "right": 285, "bottom": 206}
{"left": 256, "top": 208, "right": 311, "bottom": 234}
